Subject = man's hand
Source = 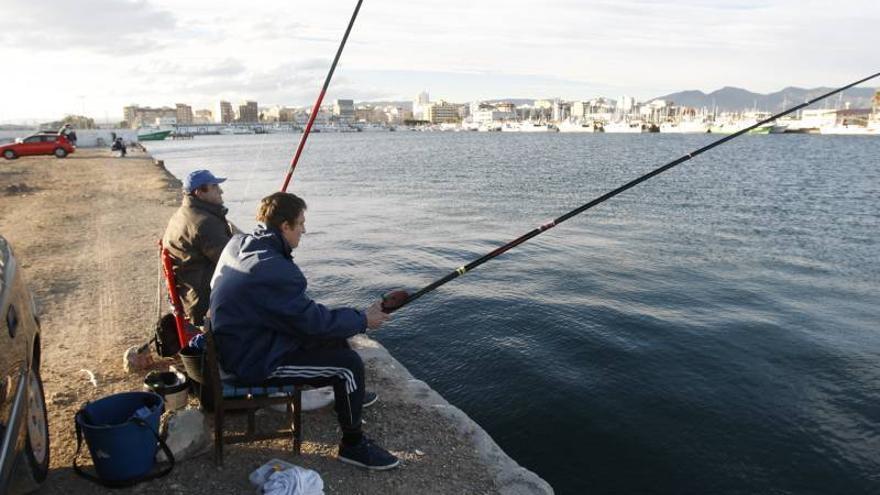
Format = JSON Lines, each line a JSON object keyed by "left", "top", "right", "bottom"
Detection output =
{"left": 365, "top": 301, "right": 390, "bottom": 330}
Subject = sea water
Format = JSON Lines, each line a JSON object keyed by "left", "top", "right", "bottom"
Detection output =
{"left": 151, "top": 132, "right": 880, "bottom": 495}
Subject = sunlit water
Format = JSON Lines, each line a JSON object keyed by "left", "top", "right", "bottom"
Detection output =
{"left": 150, "top": 132, "right": 880, "bottom": 495}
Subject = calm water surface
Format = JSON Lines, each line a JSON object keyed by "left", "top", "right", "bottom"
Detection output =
{"left": 151, "top": 132, "right": 880, "bottom": 495}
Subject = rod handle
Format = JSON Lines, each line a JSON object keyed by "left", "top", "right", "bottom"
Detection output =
{"left": 381, "top": 290, "right": 410, "bottom": 313}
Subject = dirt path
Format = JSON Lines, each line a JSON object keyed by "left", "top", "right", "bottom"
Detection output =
{"left": 0, "top": 150, "right": 551, "bottom": 494}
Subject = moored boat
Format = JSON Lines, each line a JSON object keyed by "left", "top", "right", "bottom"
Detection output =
{"left": 502, "top": 122, "right": 558, "bottom": 132}
{"left": 558, "top": 121, "right": 600, "bottom": 133}
{"left": 603, "top": 121, "right": 643, "bottom": 133}
{"left": 137, "top": 130, "right": 173, "bottom": 141}
{"left": 819, "top": 123, "right": 879, "bottom": 135}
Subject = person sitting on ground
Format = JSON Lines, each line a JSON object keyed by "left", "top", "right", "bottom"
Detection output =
{"left": 209, "top": 192, "right": 400, "bottom": 470}
{"left": 162, "top": 169, "right": 233, "bottom": 326}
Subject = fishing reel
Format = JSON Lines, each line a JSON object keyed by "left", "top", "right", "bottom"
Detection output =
{"left": 381, "top": 290, "right": 410, "bottom": 313}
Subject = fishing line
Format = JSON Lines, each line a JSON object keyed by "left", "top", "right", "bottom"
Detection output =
{"left": 280, "top": 0, "right": 364, "bottom": 192}
{"left": 380, "top": 71, "right": 880, "bottom": 313}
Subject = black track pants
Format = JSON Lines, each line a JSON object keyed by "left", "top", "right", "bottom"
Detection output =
{"left": 266, "top": 339, "right": 365, "bottom": 434}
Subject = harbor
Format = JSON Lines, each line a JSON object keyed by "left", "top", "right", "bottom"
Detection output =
{"left": 120, "top": 89, "right": 880, "bottom": 138}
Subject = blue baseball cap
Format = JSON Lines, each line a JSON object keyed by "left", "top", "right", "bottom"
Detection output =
{"left": 183, "top": 169, "right": 226, "bottom": 193}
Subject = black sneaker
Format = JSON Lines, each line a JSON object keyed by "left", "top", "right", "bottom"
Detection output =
{"left": 363, "top": 391, "right": 379, "bottom": 408}
{"left": 338, "top": 437, "right": 400, "bottom": 470}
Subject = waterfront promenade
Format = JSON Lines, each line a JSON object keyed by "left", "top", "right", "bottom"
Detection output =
{"left": 0, "top": 149, "right": 551, "bottom": 494}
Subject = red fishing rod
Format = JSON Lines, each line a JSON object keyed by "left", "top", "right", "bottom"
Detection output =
{"left": 381, "top": 71, "right": 880, "bottom": 313}
{"left": 280, "top": 0, "right": 364, "bottom": 192}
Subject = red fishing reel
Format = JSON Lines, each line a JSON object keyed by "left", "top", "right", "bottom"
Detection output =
{"left": 381, "top": 290, "right": 410, "bottom": 313}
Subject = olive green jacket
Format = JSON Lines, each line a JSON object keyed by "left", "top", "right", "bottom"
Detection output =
{"left": 162, "top": 195, "right": 231, "bottom": 325}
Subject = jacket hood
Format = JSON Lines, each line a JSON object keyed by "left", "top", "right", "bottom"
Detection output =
{"left": 245, "top": 225, "right": 293, "bottom": 260}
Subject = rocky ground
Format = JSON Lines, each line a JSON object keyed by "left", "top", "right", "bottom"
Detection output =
{"left": 0, "top": 149, "right": 551, "bottom": 494}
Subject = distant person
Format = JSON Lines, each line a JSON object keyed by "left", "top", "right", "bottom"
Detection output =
{"left": 58, "top": 124, "right": 77, "bottom": 147}
{"left": 210, "top": 192, "right": 399, "bottom": 470}
{"left": 110, "top": 137, "right": 126, "bottom": 157}
{"left": 162, "top": 170, "right": 233, "bottom": 325}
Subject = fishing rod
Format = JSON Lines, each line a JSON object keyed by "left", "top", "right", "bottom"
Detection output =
{"left": 280, "top": 0, "right": 364, "bottom": 192}
{"left": 381, "top": 71, "right": 880, "bottom": 313}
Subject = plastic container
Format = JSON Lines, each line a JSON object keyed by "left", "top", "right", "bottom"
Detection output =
{"left": 179, "top": 346, "right": 204, "bottom": 384}
{"left": 76, "top": 392, "right": 164, "bottom": 482}
{"left": 143, "top": 371, "right": 188, "bottom": 411}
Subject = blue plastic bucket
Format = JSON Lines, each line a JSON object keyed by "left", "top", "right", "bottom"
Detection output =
{"left": 76, "top": 392, "right": 164, "bottom": 482}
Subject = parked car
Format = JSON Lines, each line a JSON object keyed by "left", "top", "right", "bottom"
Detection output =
{"left": 1, "top": 134, "right": 75, "bottom": 160}
{"left": 0, "top": 235, "right": 49, "bottom": 493}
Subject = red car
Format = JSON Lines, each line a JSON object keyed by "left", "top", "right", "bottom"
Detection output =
{"left": 1, "top": 134, "right": 75, "bottom": 160}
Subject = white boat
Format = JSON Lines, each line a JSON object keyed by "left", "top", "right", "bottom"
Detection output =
{"left": 819, "top": 124, "right": 878, "bottom": 135}
{"left": 313, "top": 124, "right": 358, "bottom": 133}
{"left": 603, "top": 121, "right": 644, "bottom": 133}
{"left": 558, "top": 121, "right": 599, "bottom": 133}
{"left": 265, "top": 124, "right": 300, "bottom": 134}
{"left": 502, "top": 122, "right": 558, "bottom": 132}
{"left": 708, "top": 120, "right": 756, "bottom": 135}
{"left": 353, "top": 123, "right": 392, "bottom": 132}
{"left": 659, "top": 121, "right": 710, "bottom": 133}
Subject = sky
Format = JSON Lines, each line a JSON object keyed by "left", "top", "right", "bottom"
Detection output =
{"left": 1, "top": 0, "right": 878, "bottom": 123}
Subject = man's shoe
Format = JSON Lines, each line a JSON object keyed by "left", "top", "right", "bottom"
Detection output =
{"left": 338, "top": 437, "right": 400, "bottom": 470}
{"left": 363, "top": 391, "right": 379, "bottom": 408}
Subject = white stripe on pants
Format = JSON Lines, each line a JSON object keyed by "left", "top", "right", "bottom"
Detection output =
{"left": 268, "top": 365, "right": 357, "bottom": 394}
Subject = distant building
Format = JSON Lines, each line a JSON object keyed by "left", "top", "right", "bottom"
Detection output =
{"left": 278, "top": 107, "right": 299, "bottom": 123}
{"left": 381, "top": 106, "right": 411, "bottom": 124}
{"left": 873, "top": 89, "right": 880, "bottom": 114}
{"left": 424, "top": 100, "right": 462, "bottom": 124}
{"left": 470, "top": 102, "right": 515, "bottom": 124}
{"left": 217, "top": 101, "right": 234, "bottom": 124}
{"left": 495, "top": 102, "right": 516, "bottom": 114}
{"left": 413, "top": 91, "right": 430, "bottom": 120}
{"left": 354, "top": 105, "right": 386, "bottom": 123}
{"left": 238, "top": 101, "right": 259, "bottom": 123}
{"left": 175, "top": 104, "right": 194, "bottom": 124}
{"left": 333, "top": 99, "right": 355, "bottom": 122}
{"left": 194, "top": 109, "right": 213, "bottom": 124}
{"left": 260, "top": 106, "right": 282, "bottom": 123}
{"left": 122, "top": 104, "right": 177, "bottom": 128}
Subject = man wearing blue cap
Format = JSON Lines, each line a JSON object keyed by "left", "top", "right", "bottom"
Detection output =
{"left": 162, "top": 169, "right": 233, "bottom": 325}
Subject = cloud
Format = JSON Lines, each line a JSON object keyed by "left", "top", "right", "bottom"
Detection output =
{"left": 1, "top": 0, "right": 176, "bottom": 54}
{"left": 193, "top": 59, "right": 248, "bottom": 78}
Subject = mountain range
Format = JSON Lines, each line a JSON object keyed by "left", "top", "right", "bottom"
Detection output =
{"left": 651, "top": 86, "right": 877, "bottom": 113}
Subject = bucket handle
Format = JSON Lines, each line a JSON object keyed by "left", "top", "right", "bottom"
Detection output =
{"left": 72, "top": 409, "right": 175, "bottom": 488}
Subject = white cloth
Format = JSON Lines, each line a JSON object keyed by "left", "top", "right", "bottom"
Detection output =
{"left": 250, "top": 459, "right": 324, "bottom": 495}
{"left": 267, "top": 387, "right": 334, "bottom": 413}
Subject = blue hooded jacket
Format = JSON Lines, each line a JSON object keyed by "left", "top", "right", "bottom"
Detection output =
{"left": 209, "top": 226, "right": 367, "bottom": 384}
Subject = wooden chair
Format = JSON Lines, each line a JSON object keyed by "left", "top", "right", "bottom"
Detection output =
{"left": 202, "top": 318, "right": 303, "bottom": 466}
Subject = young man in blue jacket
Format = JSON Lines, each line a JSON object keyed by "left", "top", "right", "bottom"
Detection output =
{"left": 210, "top": 192, "right": 399, "bottom": 470}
